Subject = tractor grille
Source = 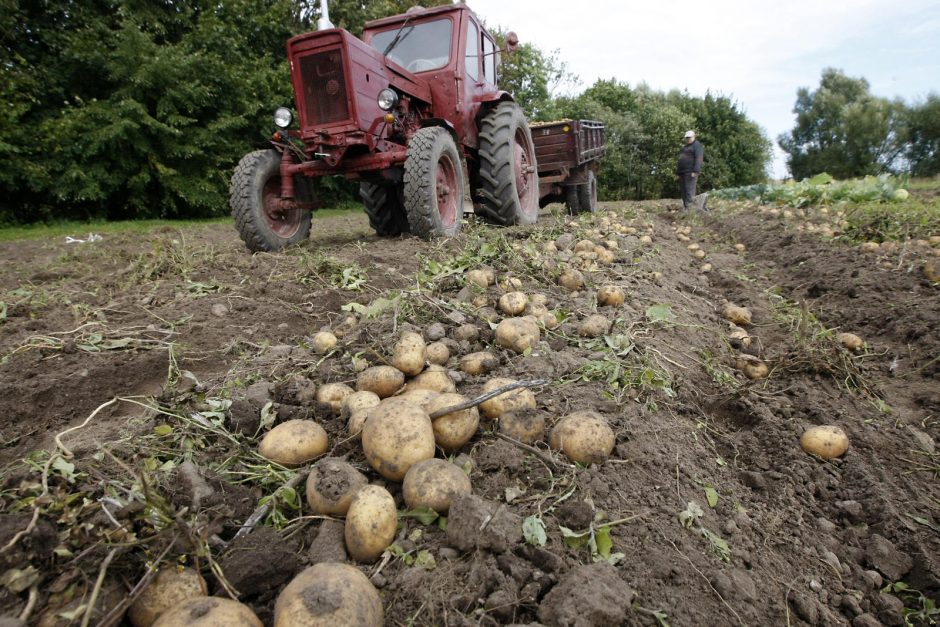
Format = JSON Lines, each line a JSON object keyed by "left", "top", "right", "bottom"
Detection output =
{"left": 298, "top": 50, "right": 349, "bottom": 127}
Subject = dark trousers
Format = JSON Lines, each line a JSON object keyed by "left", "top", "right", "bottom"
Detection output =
{"left": 680, "top": 173, "right": 698, "bottom": 210}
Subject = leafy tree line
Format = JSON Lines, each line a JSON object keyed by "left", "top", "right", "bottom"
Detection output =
{"left": 1, "top": 0, "right": 770, "bottom": 223}
{"left": 779, "top": 68, "right": 940, "bottom": 180}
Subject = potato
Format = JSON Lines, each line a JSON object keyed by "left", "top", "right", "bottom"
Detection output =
{"left": 356, "top": 365, "right": 404, "bottom": 398}
{"left": 735, "top": 355, "right": 769, "bottom": 379}
{"left": 640, "top": 234, "right": 653, "bottom": 244}
{"left": 723, "top": 303, "right": 752, "bottom": 326}
{"left": 526, "top": 302, "right": 549, "bottom": 317}
{"left": 311, "top": 331, "right": 337, "bottom": 354}
{"left": 152, "top": 597, "right": 261, "bottom": 627}
{"left": 530, "top": 293, "right": 548, "bottom": 307}
{"left": 701, "top": 263, "right": 713, "bottom": 273}
{"left": 395, "top": 387, "right": 441, "bottom": 409}
{"left": 332, "top": 315, "right": 358, "bottom": 338}
{"left": 316, "top": 382, "right": 354, "bottom": 415}
{"left": 579, "top": 314, "right": 611, "bottom": 338}
{"left": 347, "top": 410, "right": 369, "bottom": 438}
{"left": 540, "top": 311, "right": 560, "bottom": 330}
{"left": 258, "top": 420, "right": 328, "bottom": 467}
{"left": 427, "top": 393, "right": 479, "bottom": 452}
{"left": 391, "top": 331, "right": 427, "bottom": 377}
{"left": 341, "top": 391, "right": 381, "bottom": 421}
{"left": 128, "top": 567, "right": 207, "bottom": 627}
{"left": 495, "top": 317, "right": 540, "bottom": 353}
{"left": 860, "top": 241, "right": 880, "bottom": 253}
{"left": 344, "top": 485, "right": 397, "bottom": 562}
{"left": 403, "top": 458, "right": 472, "bottom": 513}
{"left": 549, "top": 411, "right": 615, "bottom": 464}
{"left": 734, "top": 243, "right": 746, "bottom": 252}
{"left": 693, "top": 249, "right": 706, "bottom": 259}
{"left": 800, "top": 425, "right": 849, "bottom": 459}
{"left": 479, "top": 377, "right": 537, "bottom": 420}
{"left": 460, "top": 351, "right": 499, "bottom": 376}
{"left": 558, "top": 269, "right": 585, "bottom": 292}
{"left": 305, "top": 458, "right": 368, "bottom": 515}
{"left": 426, "top": 341, "right": 450, "bottom": 365}
{"left": 467, "top": 267, "right": 495, "bottom": 288}
{"left": 597, "top": 249, "right": 616, "bottom": 264}
{"left": 728, "top": 325, "right": 752, "bottom": 348}
{"left": 687, "top": 243, "right": 700, "bottom": 252}
{"left": 499, "top": 411, "right": 545, "bottom": 445}
{"left": 405, "top": 365, "right": 456, "bottom": 394}
{"left": 274, "top": 563, "right": 383, "bottom": 627}
{"left": 574, "top": 239, "right": 595, "bottom": 253}
{"left": 837, "top": 332, "right": 864, "bottom": 351}
{"left": 597, "top": 285, "right": 625, "bottom": 307}
{"left": 472, "top": 294, "right": 490, "bottom": 308}
{"left": 499, "top": 291, "right": 529, "bottom": 316}
{"left": 500, "top": 276, "right": 524, "bottom": 291}
{"left": 361, "top": 399, "right": 435, "bottom": 481}
{"left": 453, "top": 324, "right": 480, "bottom": 342}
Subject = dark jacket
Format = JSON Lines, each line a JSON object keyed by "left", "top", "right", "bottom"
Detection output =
{"left": 677, "top": 140, "right": 704, "bottom": 175}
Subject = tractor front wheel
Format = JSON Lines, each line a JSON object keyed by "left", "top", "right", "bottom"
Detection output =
{"left": 403, "top": 127, "right": 464, "bottom": 238}
{"left": 230, "top": 149, "right": 311, "bottom": 252}
{"left": 360, "top": 182, "right": 410, "bottom": 236}
{"left": 477, "top": 102, "right": 539, "bottom": 225}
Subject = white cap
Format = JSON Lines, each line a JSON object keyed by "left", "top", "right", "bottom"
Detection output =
{"left": 684, "top": 130, "right": 695, "bottom": 138}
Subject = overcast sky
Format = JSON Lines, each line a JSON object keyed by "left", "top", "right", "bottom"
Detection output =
{"left": 466, "top": 0, "right": 940, "bottom": 178}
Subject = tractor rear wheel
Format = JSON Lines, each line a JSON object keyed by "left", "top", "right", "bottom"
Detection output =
{"left": 565, "top": 185, "right": 581, "bottom": 215}
{"left": 404, "top": 127, "right": 464, "bottom": 238}
{"left": 477, "top": 102, "right": 539, "bottom": 225}
{"left": 577, "top": 169, "right": 598, "bottom": 213}
{"left": 360, "top": 182, "right": 410, "bottom": 236}
{"left": 230, "top": 149, "right": 311, "bottom": 252}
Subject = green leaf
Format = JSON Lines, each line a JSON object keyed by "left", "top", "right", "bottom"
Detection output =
{"left": 594, "top": 525, "right": 613, "bottom": 558}
{"left": 413, "top": 550, "right": 437, "bottom": 570}
{"left": 645, "top": 304, "right": 673, "bottom": 323}
{"left": 51, "top": 457, "right": 76, "bottom": 482}
{"left": 0, "top": 566, "right": 40, "bottom": 593}
{"left": 523, "top": 515, "right": 547, "bottom": 546}
{"left": 400, "top": 506, "right": 439, "bottom": 526}
{"left": 704, "top": 485, "right": 719, "bottom": 508}
{"left": 559, "top": 525, "right": 590, "bottom": 549}
{"left": 153, "top": 424, "right": 173, "bottom": 436}
{"left": 678, "top": 501, "right": 703, "bottom": 528}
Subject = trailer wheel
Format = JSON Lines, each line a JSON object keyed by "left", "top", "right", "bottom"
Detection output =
{"left": 404, "top": 127, "right": 464, "bottom": 238}
{"left": 230, "top": 149, "right": 311, "bottom": 252}
{"left": 578, "top": 169, "right": 598, "bottom": 213}
{"left": 477, "top": 102, "right": 539, "bottom": 225}
{"left": 565, "top": 185, "right": 582, "bottom": 215}
{"left": 360, "top": 183, "right": 410, "bottom": 236}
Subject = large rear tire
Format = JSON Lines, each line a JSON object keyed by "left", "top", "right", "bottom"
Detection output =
{"left": 477, "top": 102, "right": 539, "bottom": 225}
{"left": 577, "top": 169, "right": 598, "bottom": 213}
{"left": 360, "top": 183, "right": 410, "bottom": 236}
{"left": 230, "top": 149, "right": 311, "bottom": 252}
{"left": 404, "top": 127, "right": 464, "bottom": 238}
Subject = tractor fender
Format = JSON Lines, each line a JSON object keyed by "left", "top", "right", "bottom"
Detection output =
{"left": 480, "top": 91, "right": 515, "bottom": 105}
{"left": 418, "top": 118, "right": 459, "bottom": 146}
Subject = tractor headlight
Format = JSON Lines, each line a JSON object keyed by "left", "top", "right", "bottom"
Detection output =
{"left": 377, "top": 88, "right": 399, "bottom": 111}
{"left": 273, "top": 107, "right": 293, "bottom": 128}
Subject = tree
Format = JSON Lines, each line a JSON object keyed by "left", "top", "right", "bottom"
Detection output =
{"left": 494, "top": 34, "right": 576, "bottom": 122}
{"left": 904, "top": 94, "right": 940, "bottom": 177}
{"left": 779, "top": 68, "right": 905, "bottom": 180}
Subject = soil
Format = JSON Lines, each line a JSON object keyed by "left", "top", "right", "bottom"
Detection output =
{"left": 0, "top": 198, "right": 937, "bottom": 627}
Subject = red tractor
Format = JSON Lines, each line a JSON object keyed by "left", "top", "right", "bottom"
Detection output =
{"left": 230, "top": 2, "right": 603, "bottom": 251}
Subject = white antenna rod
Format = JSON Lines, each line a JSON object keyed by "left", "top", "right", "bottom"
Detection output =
{"left": 318, "top": 0, "right": 334, "bottom": 30}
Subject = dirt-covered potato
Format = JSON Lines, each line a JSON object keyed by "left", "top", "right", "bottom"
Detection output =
{"left": 258, "top": 419, "right": 328, "bottom": 467}
{"left": 396, "top": 387, "right": 441, "bottom": 409}
{"left": 128, "top": 567, "right": 207, "bottom": 627}
{"left": 356, "top": 365, "right": 405, "bottom": 398}
{"left": 800, "top": 425, "right": 849, "bottom": 459}
{"left": 305, "top": 458, "right": 368, "bottom": 515}
{"left": 735, "top": 355, "right": 769, "bottom": 379}
{"left": 344, "top": 484, "right": 397, "bottom": 562}
{"left": 597, "top": 249, "right": 616, "bottom": 264}
{"left": 361, "top": 399, "right": 435, "bottom": 481}
{"left": 479, "top": 377, "right": 537, "bottom": 420}
{"left": 460, "top": 351, "right": 499, "bottom": 376}
{"left": 466, "top": 267, "right": 496, "bottom": 288}
{"left": 558, "top": 269, "right": 585, "bottom": 292}
{"left": 341, "top": 391, "right": 381, "bottom": 421}
{"left": 152, "top": 597, "right": 261, "bottom": 627}
{"left": 723, "top": 302, "right": 752, "bottom": 326}
{"left": 454, "top": 324, "right": 480, "bottom": 342}
{"left": 274, "top": 562, "right": 383, "bottom": 627}
{"left": 837, "top": 332, "right": 864, "bottom": 351}
{"left": 498, "top": 291, "right": 529, "bottom": 316}
{"left": 390, "top": 331, "right": 427, "bottom": 377}
{"left": 316, "top": 382, "right": 354, "bottom": 415}
{"left": 549, "top": 411, "right": 616, "bottom": 464}
{"left": 540, "top": 311, "right": 560, "bottom": 330}
{"left": 728, "top": 325, "right": 751, "bottom": 348}
{"left": 597, "top": 285, "right": 625, "bottom": 307}
{"left": 579, "top": 314, "right": 611, "bottom": 338}
{"left": 426, "top": 341, "right": 450, "bottom": 365}
{"left": 574, "top": 239, "right": 595, "bottom": 253}
{"left": 495, "top": 317, "right": 540, "bottom": 353}
{"left": 404, "top": 365, "right": 457, "bottom": 394}
{"left": 499, "top": 411, "right": 545, "bottom": 445}
{"left": 427, "top": 393, "right": 480, "bottom": 452}
{"left": 311, "top": 331, "right": 337, "bottom": 354}
{"left": 500, "top": 276, "right": 524, "bottom": 291}
{"left": 403, "top": 458, "right": 472, "bottom": 513}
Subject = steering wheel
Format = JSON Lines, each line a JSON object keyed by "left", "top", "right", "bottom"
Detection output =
{"left": 406, "top": 58, "right": 437, "bottom": 73}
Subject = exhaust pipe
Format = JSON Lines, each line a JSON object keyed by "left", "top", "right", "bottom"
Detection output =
{"left": 318, "top": 0, "right": 334, "bottom": 30}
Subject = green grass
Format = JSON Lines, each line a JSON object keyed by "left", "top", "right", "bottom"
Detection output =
{"left": 0, "top": 204, "right": 361, "bottom": 242}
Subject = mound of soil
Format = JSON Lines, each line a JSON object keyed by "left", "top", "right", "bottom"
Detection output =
{"left": 0, "top": 200, "right": 936, "bottom": 626}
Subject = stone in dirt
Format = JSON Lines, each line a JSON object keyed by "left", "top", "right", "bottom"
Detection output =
{"left": 218, "top": 526, "right": 301, "bottom": 601}
{"left": 865, "top": 534, "right": 912, "bottom": 581}
{"left": 446, "top": 494, "right": 522, "bottom": 553}
{"left": 536, "top": 562, "right": 633, "bottom": 627}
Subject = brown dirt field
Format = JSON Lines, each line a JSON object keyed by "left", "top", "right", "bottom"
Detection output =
{"left": 0, "top": 199, "right": 937, "bottom": 626}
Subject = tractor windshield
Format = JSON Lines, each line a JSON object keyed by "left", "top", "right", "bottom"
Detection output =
{"left": 370, "top": 18, "right": 453, "bottom": 74}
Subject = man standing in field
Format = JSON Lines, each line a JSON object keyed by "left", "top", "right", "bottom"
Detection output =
{"left": 677, "top": 130, "right": 704, "bottom": 211}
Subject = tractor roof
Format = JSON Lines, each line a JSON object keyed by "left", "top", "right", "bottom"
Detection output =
{"left": 364, "top": 4, "right": 475, "bottom": 30}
